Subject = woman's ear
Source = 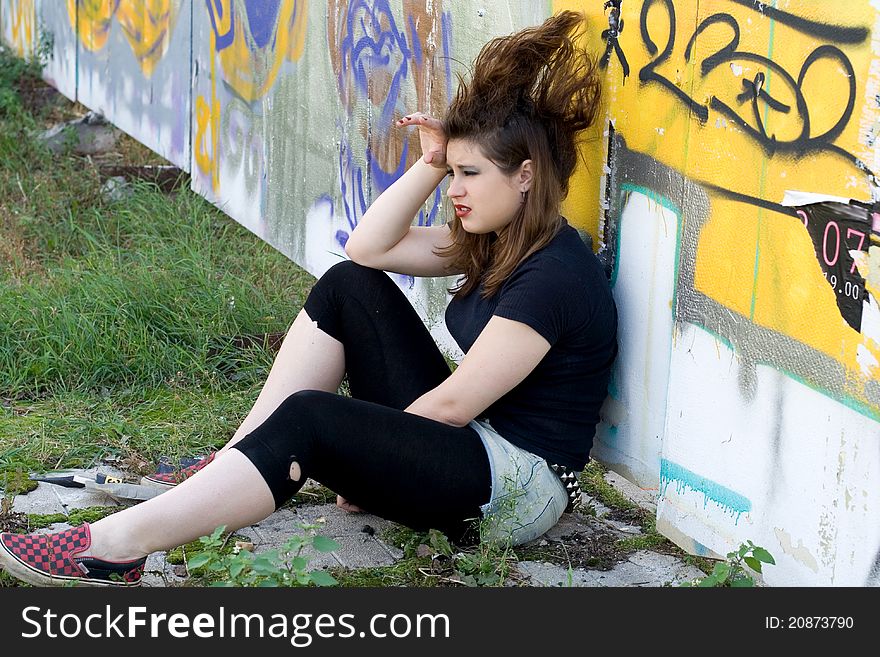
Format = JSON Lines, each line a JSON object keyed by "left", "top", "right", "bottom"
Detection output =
{"left": 518, "top": 160, "right": 533, "bottom": 192}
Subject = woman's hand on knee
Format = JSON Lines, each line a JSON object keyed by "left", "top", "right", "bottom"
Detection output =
{"left": 336, "top": 495, "right": 365, "bottom": 514}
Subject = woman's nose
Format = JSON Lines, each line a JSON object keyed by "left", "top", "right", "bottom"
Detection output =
{"left": 447, "top": 177, "right": 462, "bottom": 198}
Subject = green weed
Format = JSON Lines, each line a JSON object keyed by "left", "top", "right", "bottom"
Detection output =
{"left": 184, "top": 525, "right": 339, "bottom": 587}
{"left": 681, "top": 541, "right": 776, "bottom": 587}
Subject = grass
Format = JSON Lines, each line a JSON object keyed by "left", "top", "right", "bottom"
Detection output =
{"left": 0, "top": 49, "right": 315, "bottom": 481}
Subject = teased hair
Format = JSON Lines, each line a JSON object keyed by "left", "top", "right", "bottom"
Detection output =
{"left": 438, "top": 11, "right": 600, "bottom": 298}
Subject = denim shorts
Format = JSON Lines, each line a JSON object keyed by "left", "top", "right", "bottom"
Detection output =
{"left": 470, "top": 420, "right": 568, "bottom": 546}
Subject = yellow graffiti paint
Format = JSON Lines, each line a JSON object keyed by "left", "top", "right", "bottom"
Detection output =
{"left": 116, "top": 0, "right": 180, "bottom": 77}
{"left": 556, "top": 0, "right": 880, "bottom": 406}
{"left": 195, "top": 28, "right": 220, "bottom": 192}
{"left": 867, "top": 245, "right": 880, "bottom": 300}
{"left": 7, "top": 0, "right": 35, "bottom": 57}
{"left": 67, "top": 0, "right": 119, "bottom": 52}
{"left": 215, "top": 0, "right": 308, "bottom": 103}
{"left": 553, "top": 0, "right": 608, "bottom": 246}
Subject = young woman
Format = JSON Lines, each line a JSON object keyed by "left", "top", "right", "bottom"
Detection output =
{"left": 0, "top": 11, "right": 617, "bottom": 587}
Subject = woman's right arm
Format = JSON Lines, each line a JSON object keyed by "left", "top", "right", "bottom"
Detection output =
{"left": 344, "top": 114, "right": 458, "bottom": 277}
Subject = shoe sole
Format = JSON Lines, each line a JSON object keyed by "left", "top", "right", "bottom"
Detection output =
{"left": 139, "top": 476, "right": 177, "bottom": 490}
{"left": 0, "top": 540, "right": 141, "bottom": 588}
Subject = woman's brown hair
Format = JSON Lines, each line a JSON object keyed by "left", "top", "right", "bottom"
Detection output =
{"left": 439, "top": 10, "right": 600, "bottom": 298}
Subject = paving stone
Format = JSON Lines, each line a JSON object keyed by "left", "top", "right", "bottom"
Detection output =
{"left": 516, "top": 561, "right": 602, "bottom": 587}
{"left": 604, "top": 471, "right": 658, "bottom": 513}
{"left": 581, "top": 493, "right": 612, "bottom": 518}
{"left": 517, "top": 550, "right": 705, "bottom": 587}
{"left": 9, "top": 483, "right": 67, "bottom": 516}
{"left": 606, "top": 520, "right": 643, "bottom": 534}
{"left": 295, "top": 503, "right": 398, "bottom": 539}
{"left": 541, "top": 511, "right": 600, "bottom": 541}
{"left": 10, "top": 466, "right": 131, "bottom": 516}
{"left": 327, "top": 534, "right": 399, "bottom": 569}
{"left": 246, "top": 509, "right": 341, "bottom": 570}
{"left": 142, "top": 552, "right": 188, "bottom": 588}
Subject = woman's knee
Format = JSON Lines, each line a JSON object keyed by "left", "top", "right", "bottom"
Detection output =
{"left": 313, "top": 260, "right": 390, "bottom": 296}
{"left": 305, "top": 261, "right": 401, "bottom": 343}
{"left": 274, "top": 388, "right": 333, "bottom": 417}
{"left": 232, "top": 390, "right": 335, "bottom": 508}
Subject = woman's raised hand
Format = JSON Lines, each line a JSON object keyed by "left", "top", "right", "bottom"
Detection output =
{"left": 397, "top": 112, "right": 447, "bottom": 169}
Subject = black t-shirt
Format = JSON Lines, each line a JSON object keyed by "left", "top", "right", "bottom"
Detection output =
{"left": 445, "top": 223, "right": 618, "bottom": 469}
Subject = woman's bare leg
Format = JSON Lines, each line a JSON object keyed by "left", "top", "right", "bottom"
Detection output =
{"left": 84, "top": 450, "right": 287, "bottom": 560}
{"left": 71, "top": 310, "right": 343, "bottom": 561}
{"left": 219, "top": 308, "right": 345, "bottom": 454}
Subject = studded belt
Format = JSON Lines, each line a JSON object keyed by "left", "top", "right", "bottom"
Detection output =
{"left": 548, "top": 463, "right": 584, "bottom": 513}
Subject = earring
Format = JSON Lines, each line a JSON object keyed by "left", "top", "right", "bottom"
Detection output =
{"left": 521, "top": 190, "right": 527, "bottom": 203}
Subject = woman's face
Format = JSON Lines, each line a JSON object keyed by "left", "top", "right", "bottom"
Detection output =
{"left": 445, "top": 139, "right": 531, "bottom": 234}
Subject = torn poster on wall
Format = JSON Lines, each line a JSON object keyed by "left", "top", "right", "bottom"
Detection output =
{"left": 782, "top": 191, "right": 876, "bottom": 333}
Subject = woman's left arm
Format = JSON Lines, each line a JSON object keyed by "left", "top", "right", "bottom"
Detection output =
{"left": 404, "top": 317, "right": 551, "bottom": 426}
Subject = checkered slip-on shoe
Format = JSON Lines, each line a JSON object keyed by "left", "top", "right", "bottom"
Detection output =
{"left": 140, "top": 452, "right": 216, "bottom": 490}
{"left": 0, "top": 523, "right": 145, "bottom": 587}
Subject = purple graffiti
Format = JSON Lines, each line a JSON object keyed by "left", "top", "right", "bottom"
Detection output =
{"left": 340, "top": 0, "right": 411, "bottom": 127}
{"left": 332, "top": 0, "right": 451, "bottom": 255}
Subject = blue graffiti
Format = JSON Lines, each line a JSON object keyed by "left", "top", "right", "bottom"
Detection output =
{"left": 206, "top": 0, "right": 286, "bottom": 52}
{"left": 205, "top": 0, "right": 235, "bottom": 50}
{"left": 244, "top": 0, "right": 282, "bottom": 49}
{"left": 660, "top": 458, "right": 752, "bottom": 524}
{"left": 340, "top": 0, "right": 410, "bottom": 127}
{"left": 332, "top": 1, "right": 451, "bottom": 273}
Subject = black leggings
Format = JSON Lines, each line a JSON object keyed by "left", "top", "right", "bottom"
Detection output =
{"left": 233, "top": 261, "right": 492, "bottom": 541}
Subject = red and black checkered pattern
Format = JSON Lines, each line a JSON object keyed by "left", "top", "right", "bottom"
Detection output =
{"left": 142, "top": 451, "right": 215, "bottom": 487}
{"left": 0, "top": 523, "right": 146, "bottom": 586}
{"left": 1, "top": 524, "right": 90, "bottom": 578}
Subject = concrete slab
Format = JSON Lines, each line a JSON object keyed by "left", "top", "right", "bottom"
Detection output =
{"left": 142, "top": 552, "right": 189, "bottom": 588}
{"left": 8, "top": 483, "right": 67, "bottom": 516}
{"left": 518, "top": 550, "right": 705, "bottom": 587}
{"left": 9, "top": 466, "right": 132, "bottom": 516}
{"left": 327, "top": 534, "right": 399, "bottom": 569}
{"left": 244, "top": 508, "right": 341, "bottom": 570}
{"left": 604, "top": 470, "right": 658, "bottom": 513}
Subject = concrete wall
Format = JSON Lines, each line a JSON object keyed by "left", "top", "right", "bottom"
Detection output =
{"left": 3, "top": 0, "right": 879, "bottom": 586}
{"left": 565, "top": 0, "right": 880, "bottom": 586}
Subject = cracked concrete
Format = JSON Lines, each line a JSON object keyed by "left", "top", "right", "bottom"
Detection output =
{"left": 3, "top": 468, "right": 707, "bottom": 587}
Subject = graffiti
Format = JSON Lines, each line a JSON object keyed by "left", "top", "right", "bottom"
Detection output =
{"left": 65, "top": 0, "right": 180, "bottom": 78}
{"left": 637, "top": 0, "right": 872, "bottom": 177}
{"left": 659, "top": 458, "right": 752, "bottom": 523}
{"left": 116, "top": 1, "right": 181, "bottom": 77}
{"left": 204, "top": 0, "right": 307, "bottom": 103}
{"left": 67, "top": 0, "right": 119, "bottom": 52}
{"left": 194, "top": 0, "right": 307, "bottom": 193}
{"left": 222, "top": 95, "right": 264, "bottom": 198}
{"left": 792, "top": 201, "right": 871, "bottom": 332}
{"left": 194, "top": 27, "right": 221, "bottom": 192}
{"left": 327, "top": 0, "right": 450, "bottom": 260}
{"left": 611, "top": 129, "right": 880, "bottom": 412}
{"left": 4, "top": 0, "right": 35, "bottom": 57}
{"left": 600, "top": 0, "right": 629, "bottom": 81}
